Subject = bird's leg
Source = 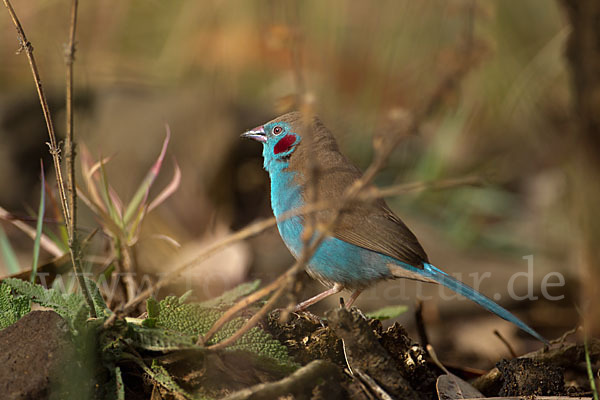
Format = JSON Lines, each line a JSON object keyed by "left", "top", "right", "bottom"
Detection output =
{"left": 345, "top": 289, "right": 363, "bottom": 309}
{"left": 294, "top": 283, "right": 343, "bottom": 312}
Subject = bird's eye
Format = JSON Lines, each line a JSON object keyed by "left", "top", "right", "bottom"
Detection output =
{"left": 272, "top": 126, "right": 283, "bottom": 135}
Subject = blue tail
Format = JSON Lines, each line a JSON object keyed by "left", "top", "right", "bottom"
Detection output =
{"left": 421, "top": 263, "right": 548, "bottom": 344}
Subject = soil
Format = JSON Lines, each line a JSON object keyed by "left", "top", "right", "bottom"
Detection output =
{"left": 0, "top": 311, "right": 72, "bottom": 400}
{"left": 0, "top": 309, "right": 596, "bottom": 399}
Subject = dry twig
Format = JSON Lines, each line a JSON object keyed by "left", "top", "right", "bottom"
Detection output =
{"left": 2, "top": 0, "right": 96, "bottom": 316}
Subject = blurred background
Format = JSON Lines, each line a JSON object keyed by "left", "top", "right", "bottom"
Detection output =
{"left": 0, "top": 1, "right": 587, "bottom": 367}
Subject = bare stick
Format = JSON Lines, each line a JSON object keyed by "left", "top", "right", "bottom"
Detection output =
{"left": 207, "top": 281, "right": 288, "bottom": 350}
{"left": 288, "top": 3, "right": 317, "bottom": 313}
{"left": 3, "top": 0, "right": 96, "bottom": 317}
{"left": 65, "top": 0, "right": 78, "bottom": 241}
{"left": 494, "top": 329, "right": 518, "bottom": 358}
{"left": 198, "top": 274, "right": 287, "bottom": 345}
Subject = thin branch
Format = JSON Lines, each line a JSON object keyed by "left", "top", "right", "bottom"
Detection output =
{"left": 415, "top": 300, "right": 430, "bottom": 348}
{"left": 206, "top": 280, "right": 288, "bottom": 349}
{"left": 494, "top": 329, "right": 518, "bottom": 358}
{"left": 65, "top": 0, "right": 78, "bottom": 241}
{"left": 2, "top": 0, "right": 96, "bottom": 317}
{"left": 119, "top": 241, "right": 138, "bottom": 302}
{"left": 223, "top": 360, "right": 341, "bottom": 400}
{"left": 286, "top": 1, "right": 317, "bottom": 314}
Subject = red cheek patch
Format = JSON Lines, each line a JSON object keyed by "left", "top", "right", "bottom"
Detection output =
{"left": 274, "top": 135, "right": 296, "bottom": 154}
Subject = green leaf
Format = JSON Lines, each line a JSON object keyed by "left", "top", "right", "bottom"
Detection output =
{"left": 128, "top": 324, "right": 198, "bottom": 351}
{"left": 31, "top": 161, "right": 45, "bottom": 282}
{"left": 155, "top": 294, "right": 297, "bottom": 371}
{"left": 0, "top": 226, "right": 20, "bottom": 273}
{"left": 85, "top": 277, "right": 111, "bottom": 317}
{"left": 2, "top": 278, "right": 107, "bottom": 331}
{"left": 0, "top": 282, "right": 31, "bottom": 329}
{"left": 366, "top": 304, "right": 408, "bottom": 320}
{"left": 199, "top": 280, "right": 261, "bottom": 309}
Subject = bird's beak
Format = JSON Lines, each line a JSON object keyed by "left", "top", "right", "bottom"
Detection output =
{"left": 240, "top": 125, "right": 267, "bottom": 143}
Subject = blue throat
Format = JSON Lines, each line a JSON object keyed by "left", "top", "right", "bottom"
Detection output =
{"left": 265, "top": 151, "right": 303, "bottom": 256}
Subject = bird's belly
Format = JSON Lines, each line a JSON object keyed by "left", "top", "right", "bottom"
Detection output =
{"left": 270, "top": 169, "right": 305, "bottom": 255}
{"left": 306, "top": 237, "right": 393, "bottom": 288}
{"left": 270, "top": 170, "right": 391, "bottom": 288}
{"left": 277, "top": 221, "right": 393, "bottom": 288}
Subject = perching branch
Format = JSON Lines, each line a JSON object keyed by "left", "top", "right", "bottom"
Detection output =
{"left": 2, "top": 0, "right": 96, "bottom": 317}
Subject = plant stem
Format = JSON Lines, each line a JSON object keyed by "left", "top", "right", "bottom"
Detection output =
{"left": 65, "top": 0, "right": 78, "bottom": 245}
{"left": 2, "top": 0, "right": 97, "bottom": 317}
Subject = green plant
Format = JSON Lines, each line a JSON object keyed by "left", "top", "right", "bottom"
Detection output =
{"left": 77, "top": 130, "right": 181, "bottom": 301}
{"left": 0, "top": 278, "right": 296, "bottom": 399}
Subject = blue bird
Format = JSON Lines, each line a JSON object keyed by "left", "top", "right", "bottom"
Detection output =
{"left": 241, "top": 111, "right": 546, "bottom": 343}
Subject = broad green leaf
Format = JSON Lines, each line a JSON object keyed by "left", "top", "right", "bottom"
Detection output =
{"left": 128, "top": 323, "right": 198, "bottom": 351}
{"left": 0, "top": 282, "right": 31, "bottom": 329}
{"left": 3, "top": 278, "right": 109, "bottom": 329}
{"left": 155, "top": 294, "right": 297, "bottom": 371}
{"left": 85, "top": 277, "right": 111, "bottom": 317}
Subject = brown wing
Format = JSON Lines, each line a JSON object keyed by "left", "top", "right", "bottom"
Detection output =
{"left": 285, "top": 114, "right": 428, "bottom": 268}
{"left": 333, "top": 199, "right": 429, "bottom": 267}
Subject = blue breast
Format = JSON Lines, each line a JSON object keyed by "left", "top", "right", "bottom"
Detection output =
{"left": 268, "top": 165, "right": 392, "bottom": 288}
{"left": 268, "top": 164, "right": 304, "bottom": 256}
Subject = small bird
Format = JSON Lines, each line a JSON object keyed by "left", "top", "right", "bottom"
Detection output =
{"left": 241, "top": 111, "right": 546, "bottom": 343}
